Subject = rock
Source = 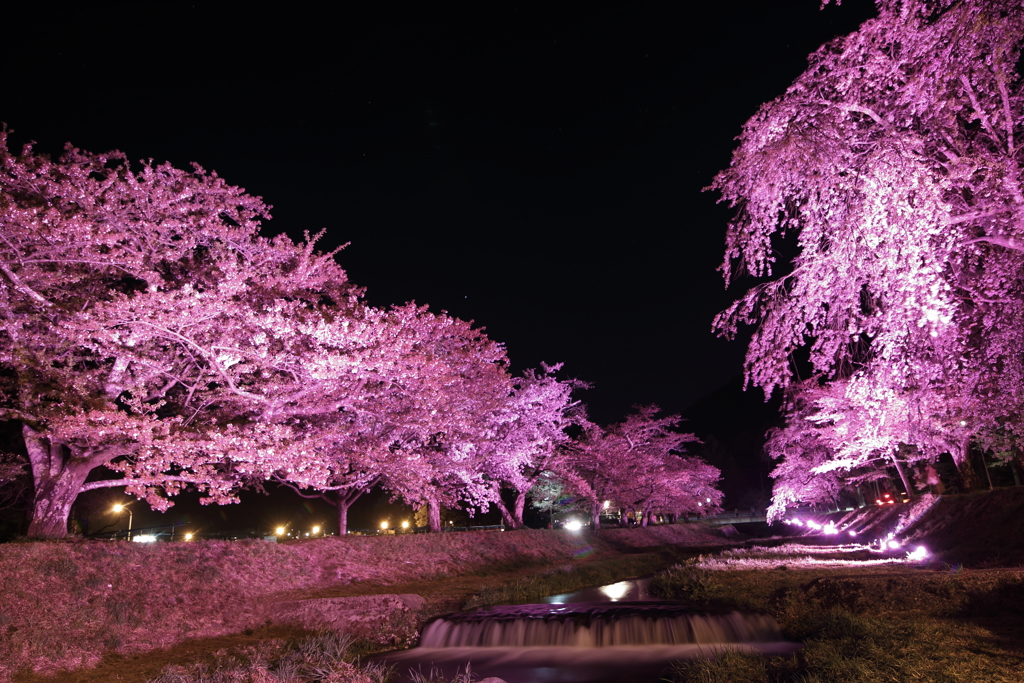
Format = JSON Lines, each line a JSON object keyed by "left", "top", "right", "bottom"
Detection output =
{"left": 719, "top": 524, "right": 740, "bottom": 538}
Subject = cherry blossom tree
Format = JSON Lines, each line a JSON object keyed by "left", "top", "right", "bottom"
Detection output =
{"left": 712, "top": 1, "right": 1024, "bottom": 510}
{"left": 0, "top": 131, "right": 431, "bottom": 537}
{"left": 572, "top": 406, "right": 717, "bottom": 529}
{"left": 270, "top": 304, "right": 518, "bottom": 533}
{"left": 477, "top": 364, "right": 586, "bottom": 529}
{"left": 528, "top": 469, "right": 591, "bottom": 528}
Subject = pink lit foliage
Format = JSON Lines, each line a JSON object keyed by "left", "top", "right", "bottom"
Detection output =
{"left": 712, "top": 1, "right": 1024, "bottom": 512}
{"left": 261, "top": 303, "right": 511, "bottom": 534}
{"left": 479, "top": 364, "right": 588, "bottom": 530}
{"left": 308, "top": 304, "right": 516, "bottom": 534}
{"left": 572, "top": 406, "right": 719, "bottom": 529}
{"left": 0, "top": 131, "right": 507, "bottom": 538}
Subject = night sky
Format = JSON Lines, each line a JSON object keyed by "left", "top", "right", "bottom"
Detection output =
{"left": 2, "top": 2, "right": 878, "bottom": 533}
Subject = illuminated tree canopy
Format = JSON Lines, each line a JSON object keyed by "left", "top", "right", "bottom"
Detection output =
{"left": 713, "top": 0, "right": 1024, "bottom": 511}
{"left": 0, "top": 132, "right": 722, "bottom": 537}
{"left": 571, "top": 406, "right": 719, "bottom": 529}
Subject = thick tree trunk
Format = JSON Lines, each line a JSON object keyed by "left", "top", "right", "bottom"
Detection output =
{"left": 954, "top": 438, "right": 980, "bottom": 492}
{"left": 590, "top": 502, "right": 601, "bottom": 530}
{"left": 640, "top": 509, "right": 649, "bottom": 527}
{"left": 24, "top": 426, "right": 93, "bottom": 539}
{"left": 337, "top": 502, "right": 349, "bottom": 536}
{"left": 427, "top": 498, "right": 442, "bottom": 532}
{"left": 512, "top": 491, "right": 527, "bottom": 529}
{"left": 497, "top": 501, "right": 516, "bottom": 528}
{"left": 333, "top": 488, "right": 366, "bottom": 536}
{"left": 496, "top": 491, "right": 527, "bottom": 529}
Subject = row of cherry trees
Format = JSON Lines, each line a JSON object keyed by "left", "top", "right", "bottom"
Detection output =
{"left": 713, "top": 0, "right": 1024, "bottom": 519}
{"left": 0, "top": 130, "right": 719, "bottom": 537}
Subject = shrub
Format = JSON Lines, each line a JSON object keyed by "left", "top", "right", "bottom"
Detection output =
{"left": 649, "top": 558, "right": 719, "bottom": 603}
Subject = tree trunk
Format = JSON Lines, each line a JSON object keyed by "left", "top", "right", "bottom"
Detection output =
{"left": 497, "top": 501, "right": 516, "bottom": 528}
{"left": 980, "top": 450, "right": 994, "bottom": 490}
{"left": 954, "top": 438, "right": 980, "bottom": 492}
{"left": 512, "top": 491, "right": 527, "bottom": 529}
{"left": 333, "top": 487, "right": 368, "bottom": 536}
{"left": 640, "top": 509, "right": 649, "bottom": 527}
{"left": 891, "top": 455, "right": 914, "bottom": 500}
{"left": 496, "top": 491, "right": 527, "bottom": 530}
{"left": 427, "top": 498, "right": 442, "bottom": 532}
{"left": 590, "top": 502, "right": 601, "bottom": 530}
{"left": 24, "top": 426, "right": 93, "bottom": 539}
{"left": 337, "top": 501, "right": 349, "bottom": 536}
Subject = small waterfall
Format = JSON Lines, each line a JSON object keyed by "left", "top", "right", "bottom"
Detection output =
{"left": 420, "top": 603, "right": 783, "bottom": 648}
{"left": 372, "top": 583, "right": 801, "bottom": 683}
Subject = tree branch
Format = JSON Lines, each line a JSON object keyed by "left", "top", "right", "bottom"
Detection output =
{"left": 0, "top": 261, "right": 52, "bottom": 306}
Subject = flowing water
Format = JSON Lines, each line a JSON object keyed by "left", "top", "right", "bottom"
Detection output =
{"left": 373, "top": 577, "right": 800, "bottom": 683}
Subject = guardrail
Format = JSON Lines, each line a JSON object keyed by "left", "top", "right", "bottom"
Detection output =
{"left": 692, "top": 511, "right": 768, "bottom": 525}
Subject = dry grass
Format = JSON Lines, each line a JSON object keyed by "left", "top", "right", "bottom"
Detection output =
{"left": 653, "top": 546, "right": 1024, "bottom": 682}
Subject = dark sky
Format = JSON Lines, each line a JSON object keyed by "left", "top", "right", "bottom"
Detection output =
{"left": 2, "top": 2, "right": 878, "bottom": 531}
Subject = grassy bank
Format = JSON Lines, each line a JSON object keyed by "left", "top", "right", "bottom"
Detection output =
{"left": 1, "top": 523, "right": 724, "bottom": 682}
{"left": 651, "top": 545, "right": 1024, "bottom": 682}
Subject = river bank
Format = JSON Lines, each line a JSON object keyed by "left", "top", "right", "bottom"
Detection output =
{"left": 2, "top": 523, "right": 728, "bottom": 682}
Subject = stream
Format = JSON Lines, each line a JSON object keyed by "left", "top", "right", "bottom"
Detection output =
{"left": 371, "top": 577, "right": 801, "bottom": 683}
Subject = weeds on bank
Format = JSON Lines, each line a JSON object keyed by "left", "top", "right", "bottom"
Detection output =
{"left": 147, "top": 632, "right": 391, "bottom": 683}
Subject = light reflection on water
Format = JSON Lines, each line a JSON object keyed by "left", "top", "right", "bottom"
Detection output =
{"left": 542, "top": 576, "right": 654, "bottom": 604}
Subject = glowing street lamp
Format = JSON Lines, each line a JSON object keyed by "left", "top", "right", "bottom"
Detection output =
{"left": 112, "top": 503, "right": 133, "bottom": 541}
{"left": 380, "top": 521, "right": 389, "bottom": 530}
{"left": 603, "top": 500, "right": 611, "bottom": 510}
{"left": 311, "top": 525, "right": 321, "bottom": 535}
{"left": 401, "top": 520, "right": 409, "bottom": 530}
{"left": 184, "top": 532, "right": 194, "bottom": 541}
{"left": 275, "top": 526, "right": 286, "bottom": 536}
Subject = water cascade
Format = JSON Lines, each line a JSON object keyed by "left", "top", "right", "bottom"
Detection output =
{"left": 420, "top": 603, "right": 784, "bottom": 648}
{"left": 374, "top": 578, "right": 800, "bottom": 683}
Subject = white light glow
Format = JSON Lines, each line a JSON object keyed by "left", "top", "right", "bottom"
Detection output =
{"left": 887, "top": 539, "right": 901, "bottom": 549}
{"left": 599, "top": 581, "right": 631, "bottom": 601}
{"left": 564, "top": 520, "right": 583, "bottom": 531}
{"left": 907, "top": 546, "right": 929, "bottom": 560}
{"left": 132, "top": 534, "right": 156, "bottom": 543}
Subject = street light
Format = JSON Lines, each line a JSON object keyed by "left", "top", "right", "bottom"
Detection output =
{"left": 275, "top": 526, "right": 286, "bottom": 536}
{"left": 401, "top": 520, "right": 409, "bottom": 530}
{"left": 112, "top": 503, "right": 133, "bottom": 541}
{"left": 312, "top": 525, "right": 321, "bottom": 535}
{"left": 184, "top": 532, "right": 193, "bottom": 541}
{"left": 380, "top": 521, "right": 389, "bottom": 530}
